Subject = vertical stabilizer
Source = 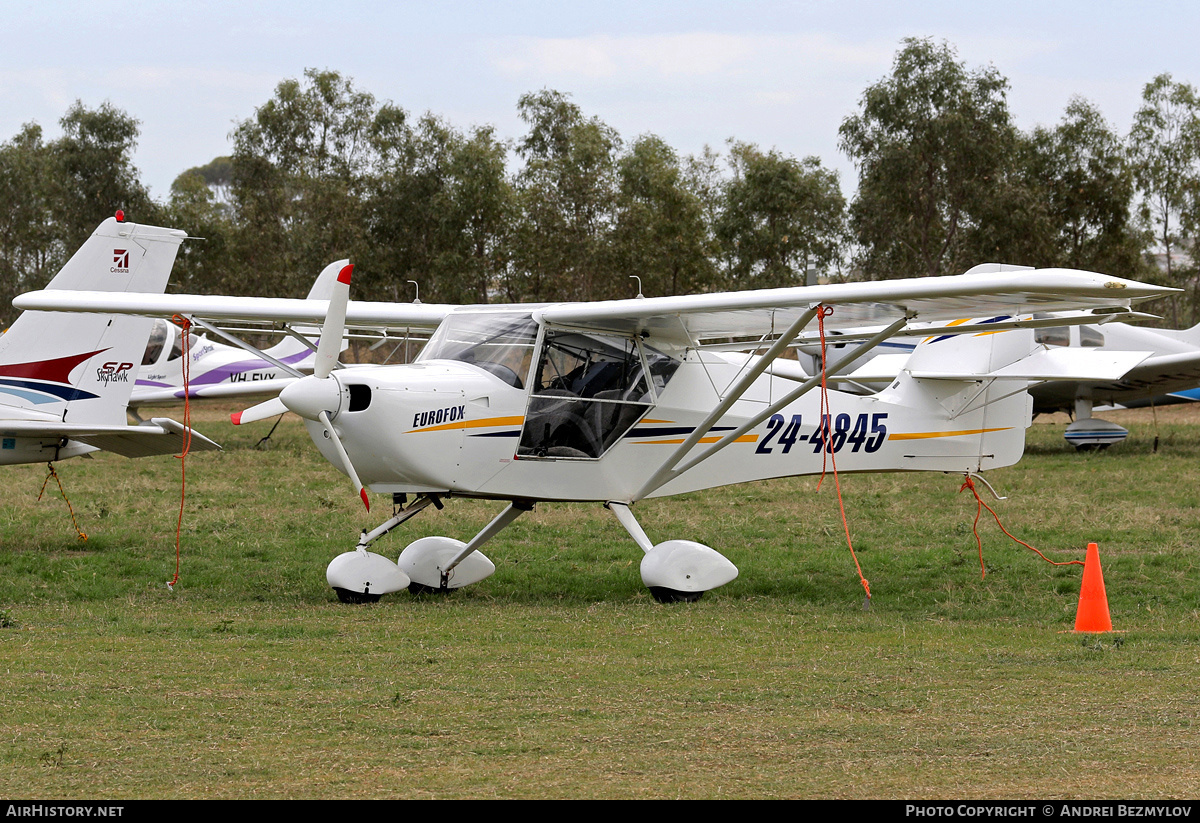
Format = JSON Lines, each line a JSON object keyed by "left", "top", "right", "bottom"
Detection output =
{"left": 0, "top": 217, "right": 186, "bottom": 426}
{"left": 263, "top": 259, "right": 351, "bottom": 362}
{"left": 875, "top": 326, "right": 1036, "bottom": 472}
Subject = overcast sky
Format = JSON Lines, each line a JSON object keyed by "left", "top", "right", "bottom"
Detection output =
{"left": 3, "top": 1, "right": 1198, "bottom": 202}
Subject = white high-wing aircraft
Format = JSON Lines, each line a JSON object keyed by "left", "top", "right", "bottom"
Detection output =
{"left": 824, "top": 262, "right": 1200, "bottom": 450}
{"left": 14, "top": 263, "right": 1170, "bottom": 602}
{"left": 131, "top": 260, "right": 349, "bottom": 412}
{"left": 0, "top": 215, "right": 219, "bottom": 465}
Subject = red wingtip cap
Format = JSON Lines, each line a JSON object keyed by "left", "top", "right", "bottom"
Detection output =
{"left": 338, "top": 264, "right": 353, "bottom": 285}
{"left": 115, "top": 210, "right": 125, "bottom": 222}
{"left": 360, "top": 488, "right": 370, "bottom": 511}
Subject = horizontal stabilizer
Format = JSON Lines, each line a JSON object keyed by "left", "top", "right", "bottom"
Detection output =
{"left": 74, "top": 418, "right": 221, "bottom": 458}
{"left": 911, "top": 348, "right": 1152, "bottom": 382}
{"left": 845, "top": 349, "right": 1151, "bottom": 384}
{"left": 842, "top": 354, "right": 911, "bottom": 382}
{"left": 232, "top": 397, "right": 289, "bottom": 426}
{"left": 0, "top": 418, "right": 222, "bottom": 458}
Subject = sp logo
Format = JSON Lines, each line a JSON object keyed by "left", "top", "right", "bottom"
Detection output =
{"left": 96, "top": 361, "right": 133, "bottom": 386}
{"left": 111, "top": 249, "right": 130, "bottom": 273}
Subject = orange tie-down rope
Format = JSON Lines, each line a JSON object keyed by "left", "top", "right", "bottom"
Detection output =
{"left": 813, "top": 304, "right": 871, "bottom": 604}
{"left": 39, "top": 462, "right": 87, "bottom": 541}
{"left": 958, "top": 475, "right": 1084, "bottom": 578}
{"left": 167, "top": 315, "right": 194, "bottom": 591}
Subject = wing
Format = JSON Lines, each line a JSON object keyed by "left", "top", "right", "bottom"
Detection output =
{"left": 11, "top": 291, "right": 457, "bottom": 333}
{"left": 535, "top": 268, "right": 1168, "bottom": 345}
{"left": 0, "top": 418, "right": 221, "bottom": 458}
{"left": 13, "top": 267, "right": 1171, "bottom": 346}
{"left": 131, "top": 378, "right": 301, "bottom": 407}
{"left": 1034, "top": 349, "right": 1200, "bottom": 410}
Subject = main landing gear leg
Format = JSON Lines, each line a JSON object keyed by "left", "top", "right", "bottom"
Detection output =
{"left": 607, "top": 502, "right": 738, "bottom": 603}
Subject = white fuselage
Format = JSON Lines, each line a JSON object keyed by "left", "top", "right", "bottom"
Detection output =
{"left": 311, "top": 350, "right": 1028, "bottom": 503}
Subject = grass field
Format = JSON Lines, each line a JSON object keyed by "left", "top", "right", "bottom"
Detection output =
{"left": 1, "top": 403, "right": 1198, "bottom": 799}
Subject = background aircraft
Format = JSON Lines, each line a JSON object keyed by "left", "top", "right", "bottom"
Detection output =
{"left": 131, "top": 260, "right": 350, "bottom": 412}
{"left": 1022, "top": 318, "right": 1200, "bottom": 448}
{"left": 0, "top": 214, "right": 219, "bottom": 465}
{"left": 16, "top": 264, "right": 1170, "bottom": 601}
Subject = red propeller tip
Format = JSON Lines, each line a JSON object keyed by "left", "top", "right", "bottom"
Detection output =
{"left": 230, "top": 412, "right": 242, "bottom": 425}
{"left": 338, "top": 264, "right": 353, "bottom": 285}
{"left": 360, "top": 488, "right": 370, "bottom": 511}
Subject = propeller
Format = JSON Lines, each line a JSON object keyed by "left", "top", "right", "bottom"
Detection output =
{"left": 235, "top": 263, "right": 370, "bottom": 511}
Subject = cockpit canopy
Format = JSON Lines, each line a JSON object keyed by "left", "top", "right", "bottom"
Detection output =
{"left": 419, "top": 310, "right": 681, "bottom": 459}
{"left": 142, "top": 318, "right": 185, "bottom": 367}
{"left": 417, "top": 312, "right": 539, "bottom": 388}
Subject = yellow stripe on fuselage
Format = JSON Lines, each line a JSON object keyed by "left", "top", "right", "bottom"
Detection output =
{"left": 409, "top": 415, "right": 525, "bottom": 434}
{"left": 888, "top": 427, "right": 1012, "bottom": 441}
{"left": 635, "top": 435, "right": 759, "bottom": 445}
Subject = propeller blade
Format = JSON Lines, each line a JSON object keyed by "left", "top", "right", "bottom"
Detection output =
{"left": 231, "top": 397, "right": 289, "bottom": 426}
{"left": 318, "top": 410, "right": 369, "bottom": 511}
{"left": 314, "top": 263, "right": 352, "bottom": 380}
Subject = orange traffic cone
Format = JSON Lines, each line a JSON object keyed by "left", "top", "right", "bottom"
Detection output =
{"left": 1073, "top": 542, "right": 1113, "bottom": 633}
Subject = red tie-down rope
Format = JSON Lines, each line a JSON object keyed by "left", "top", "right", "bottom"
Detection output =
{"left": 167, "top": 315, "right": 194, "bottom": 591}
{"left": 814, "top": 304, "right": 871, "bottom": 603}
{"left": 958, "top": 475, "right": 1084, "bottom": 578}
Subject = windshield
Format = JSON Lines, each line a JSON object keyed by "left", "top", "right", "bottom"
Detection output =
{"left": 418, "top": 312, "right": 539, "bottom": 388}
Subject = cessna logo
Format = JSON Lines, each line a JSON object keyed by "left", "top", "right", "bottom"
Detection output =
{"left": 112, "top": 249, "right": 130, "bottom": 273}
{"left": 96, "top": 361, "right": 134, "bottom": 386}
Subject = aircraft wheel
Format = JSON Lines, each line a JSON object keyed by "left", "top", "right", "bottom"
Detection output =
{"left": 648, "top": 586, "right": 704, "bottom": 604}
{"left": 334, "top": 587, "right": 382, "bottom": 604}
{"left": 408, "top": 582, "right": 453, "bottom": 595}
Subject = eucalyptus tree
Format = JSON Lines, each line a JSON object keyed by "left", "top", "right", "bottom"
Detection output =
{"left": 229, "top": 69, "right": 376, "bottom": 297}
{"left": 714, "top": 141, "right": 845, "bottom": 289}
{"left": 508, "top": 89, "right": 621, "bottom": 302}
{"left": 1025, "top": 98, "right": 1142, "bottom": 276}
{"left": 366, "top": 109, "right": 513, "bottom": 304}
{"left": 0, "top": 103, "right": 155, "bottom": 324}
{"left": 50, "top": 101, "right": 159, "bottom": 254}
{"left": 163, "top": 168, "right": 236, "bottom": 295}
{"left": 0, "top": 124, "right": 57, "bottom": 324}
{"left": 1129, "top": 73, "right": 1200, "bottom": 324}
{"left": 608, "top": 134, "right": 714, "bottom": 298}
{"left": 839, "top": 38, "right": 1018, "bottom": 279}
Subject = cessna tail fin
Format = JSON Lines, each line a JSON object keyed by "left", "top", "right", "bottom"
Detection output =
{"left": 0, "top": 216, "right": 186, "bottom": 427}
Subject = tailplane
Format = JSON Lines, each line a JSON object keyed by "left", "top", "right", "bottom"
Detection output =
{"left": 0, "top": 215, "right": 221, "bottom": 464}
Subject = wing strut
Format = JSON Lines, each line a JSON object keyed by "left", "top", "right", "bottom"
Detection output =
{"left": 634, "top": 313, "right": 911, "bottom": 501}
{"left": 437, "top": 501, "right": 535, "bottom": 587}
{"left": 632, "top": 305, "right": 819, "bottom": 501}
{"left": 185, "top": 315, "right": 307, "bottom": 378}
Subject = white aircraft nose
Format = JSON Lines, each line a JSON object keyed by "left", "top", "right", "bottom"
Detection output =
{"left": 280, "top": 374, "right": 344, "bottom": 421}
